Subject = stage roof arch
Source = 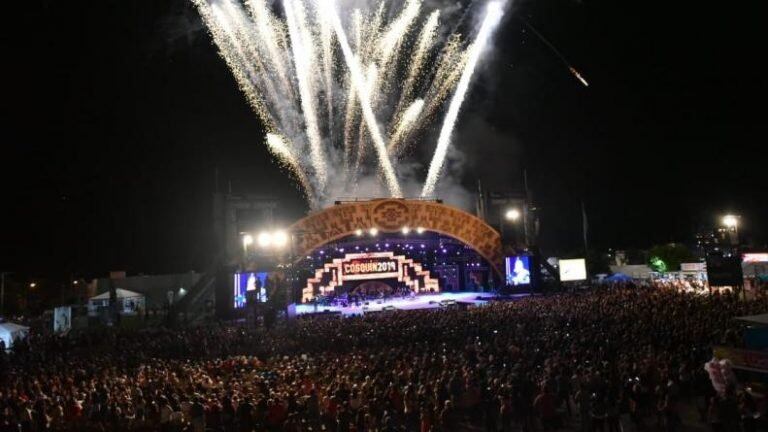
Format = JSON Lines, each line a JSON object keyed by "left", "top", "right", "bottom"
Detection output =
{"left": 287, "top": 199, "right": 503, "bottom": 275}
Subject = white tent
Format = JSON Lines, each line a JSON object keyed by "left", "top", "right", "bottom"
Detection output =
{"left": 0, "top": 322, "right": 30, "bottom": 349}
{"left": 88, "top": 288, "right": 146, "bottom": 316}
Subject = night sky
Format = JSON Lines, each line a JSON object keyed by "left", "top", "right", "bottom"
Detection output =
{"left": 4, "top": 0, "right": 766, "bottom": 280}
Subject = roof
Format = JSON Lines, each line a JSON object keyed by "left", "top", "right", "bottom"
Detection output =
{"left": 90, "top": 288, "right": 145, "bottom": 301}
{"left": 735, "top": 313, "right": 768, "bottom": 326}
{"left": 0, "top": 322, "right": 30, "bottom": 333}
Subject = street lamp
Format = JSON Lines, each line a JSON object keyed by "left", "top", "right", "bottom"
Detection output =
{"left": 721, "top": 214, "right": 740, "bottom": 248}
{"left": 29, "top": 282, "right": 36, "bottom": 288}
{"left": 505, "top": 208, "right": 521, "bottom": 222}
{"left": 722, "top": 214, "right": 738, "bottom": 229}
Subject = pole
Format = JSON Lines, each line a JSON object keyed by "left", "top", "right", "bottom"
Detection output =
{"left": 498, "top": 207, "right": 504, "bottom": 239}
{"left": 581, "top": 200, "right": 589, "bottom": 254}
{"left": 1, "top": 272, "right": 5, "bottom": 315}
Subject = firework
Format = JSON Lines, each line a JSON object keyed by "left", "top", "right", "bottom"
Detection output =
{"left": 522, "top": 19, "right": 589, "bottom": 88}
{"left": 244, "top": 0, "right": 295, "bottom": 99}
{"left": 193, "top": 0, "right": 505, "bottom": 207}
{"left": 393, "top": 10, "right": 438, "bottom": 119}
{"left": 265, "top": 133, "right": 316, "bottom": 203}
{"left": 422, "top": 1, "right": 505, "bottom": 197}
{"left": 283, "top": 0, "right": 327, "bottom": 187}
{"left": 327, "top": 1, "right": 402, "bottom": 196}
{"left": 388, "top": 99, "right": 424, "bottom": 155}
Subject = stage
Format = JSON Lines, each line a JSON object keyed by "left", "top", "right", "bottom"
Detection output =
{"left": 294, "top": 291, "right": 530, "bottom": 317}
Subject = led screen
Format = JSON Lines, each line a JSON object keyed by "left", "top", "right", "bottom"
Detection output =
{"left": 233, "top": 272, "right": 269, "bottom": 308}
{"left": 505, "top": 255, "right": 531, "bottom": 286}
{"left": 559, "top": 258, "right": 587, "bottom": 281}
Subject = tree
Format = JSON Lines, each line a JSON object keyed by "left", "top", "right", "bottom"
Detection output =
{"left": 648, "top": 243, "right": 694, "bottom": 272}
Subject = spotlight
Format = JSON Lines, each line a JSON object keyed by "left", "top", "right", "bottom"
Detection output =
{"left": 369, "top": 228, "right": 379, "bottom": 236}
{"left": 272, "top": 230, "right": 289, "bottom": 248}
{"left": 505, "top": 208, "right": 521, "bottom": 221}
{"left": 402, "top": 226, "right": 411, "bottom": 234}
{"left": 416, "top": 227, "right": 425, "bottom": 234}
{"left": 257, "top": 231, "right": 273, "bottom": 247}
{"left": 355, "top": 229, "right": 363, "bottom": 236}
{"left": 242, "top": 234, "right": 254, "bottom": 247}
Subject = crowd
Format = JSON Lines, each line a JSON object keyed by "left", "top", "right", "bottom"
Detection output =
{"left": 1, "top": 285, "right": 766, "bottom": 431}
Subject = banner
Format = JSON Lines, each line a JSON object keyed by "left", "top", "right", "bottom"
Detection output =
{"left": 342, "top": 257, "right": 399, "bottom": 281}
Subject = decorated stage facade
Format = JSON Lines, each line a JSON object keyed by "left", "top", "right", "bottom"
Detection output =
{"left": 286, "top": 199, "right": 503, "bottom": 302}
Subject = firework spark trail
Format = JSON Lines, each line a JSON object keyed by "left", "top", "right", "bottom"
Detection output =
{"left": 245, "top": 0, "right": 296, "bottom": 99}
{"left": 283, "top": 0, "right": 327, "bottom": 187}
{"left": 350, "top": 8, "right": 387, "bottom": 172}
{"left": 522, "top": 19, "right": 588, "bottom": 87}
{"left": 351, "top": 64, "right": 380, "bottom": 176}
{"left": 373, "top": 0, "right": 421, "bottom": 129}
{"left": 195, "top": 0, "right": 506, "bottom": 204}
{"left": 342, "top": 85, "right": 358, "bottom": 169}
{"left": 569, "top": 67, "right": 589, "bottom": 87}
{"left": 319, "top": 16, "right": 335, "bottom": 141}
{"left": 388, "top": 99, "right": 424, "bottom": 155}
{"left": 392, "top": 11, "right": 438, "bottom": 119}
{"left": 216, "top": 1, "right": 287, "bottom": 128}
{"left": 266, "top": 133, "right": 316, "bottom": 204}
{"left": 342, "top": 10, "right": 363, "bottom": 171}
{"left": 376, "top": 0, "right": 421, "bottom": 77}
{"left": 193, "top": 0, "right": 276, "bottom": 128}
{"left": 388, "top": 11, "right": 438, "bottom": 155}
{"left": 326, "top": 0, "right": 402, "bottom": 197}
{"left": 422, "top": 1, "right": 505, "bottom": 197}
{"left": 354, "top": 0, "right": 419, "bottom": 172}
{"left": 403, "top": 36, "right": 468, "bottom": 143}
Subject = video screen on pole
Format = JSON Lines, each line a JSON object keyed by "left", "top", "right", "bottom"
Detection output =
{"left": 233, "top": 271, "right": 269, "bottom": 308}
{"left": 559, "top": 258, "right": 587, "bottom": 281}
{"left": 505, "top": 256, "right": 531, "bottom": 286}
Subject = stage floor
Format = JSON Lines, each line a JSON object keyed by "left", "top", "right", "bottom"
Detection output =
{"left": 294, "top": 291, "right": 530, "bottom": 316}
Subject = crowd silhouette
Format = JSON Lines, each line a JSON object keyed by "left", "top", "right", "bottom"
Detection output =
{"left": 1, "top": 285, "right": 766, "bottom": 431}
